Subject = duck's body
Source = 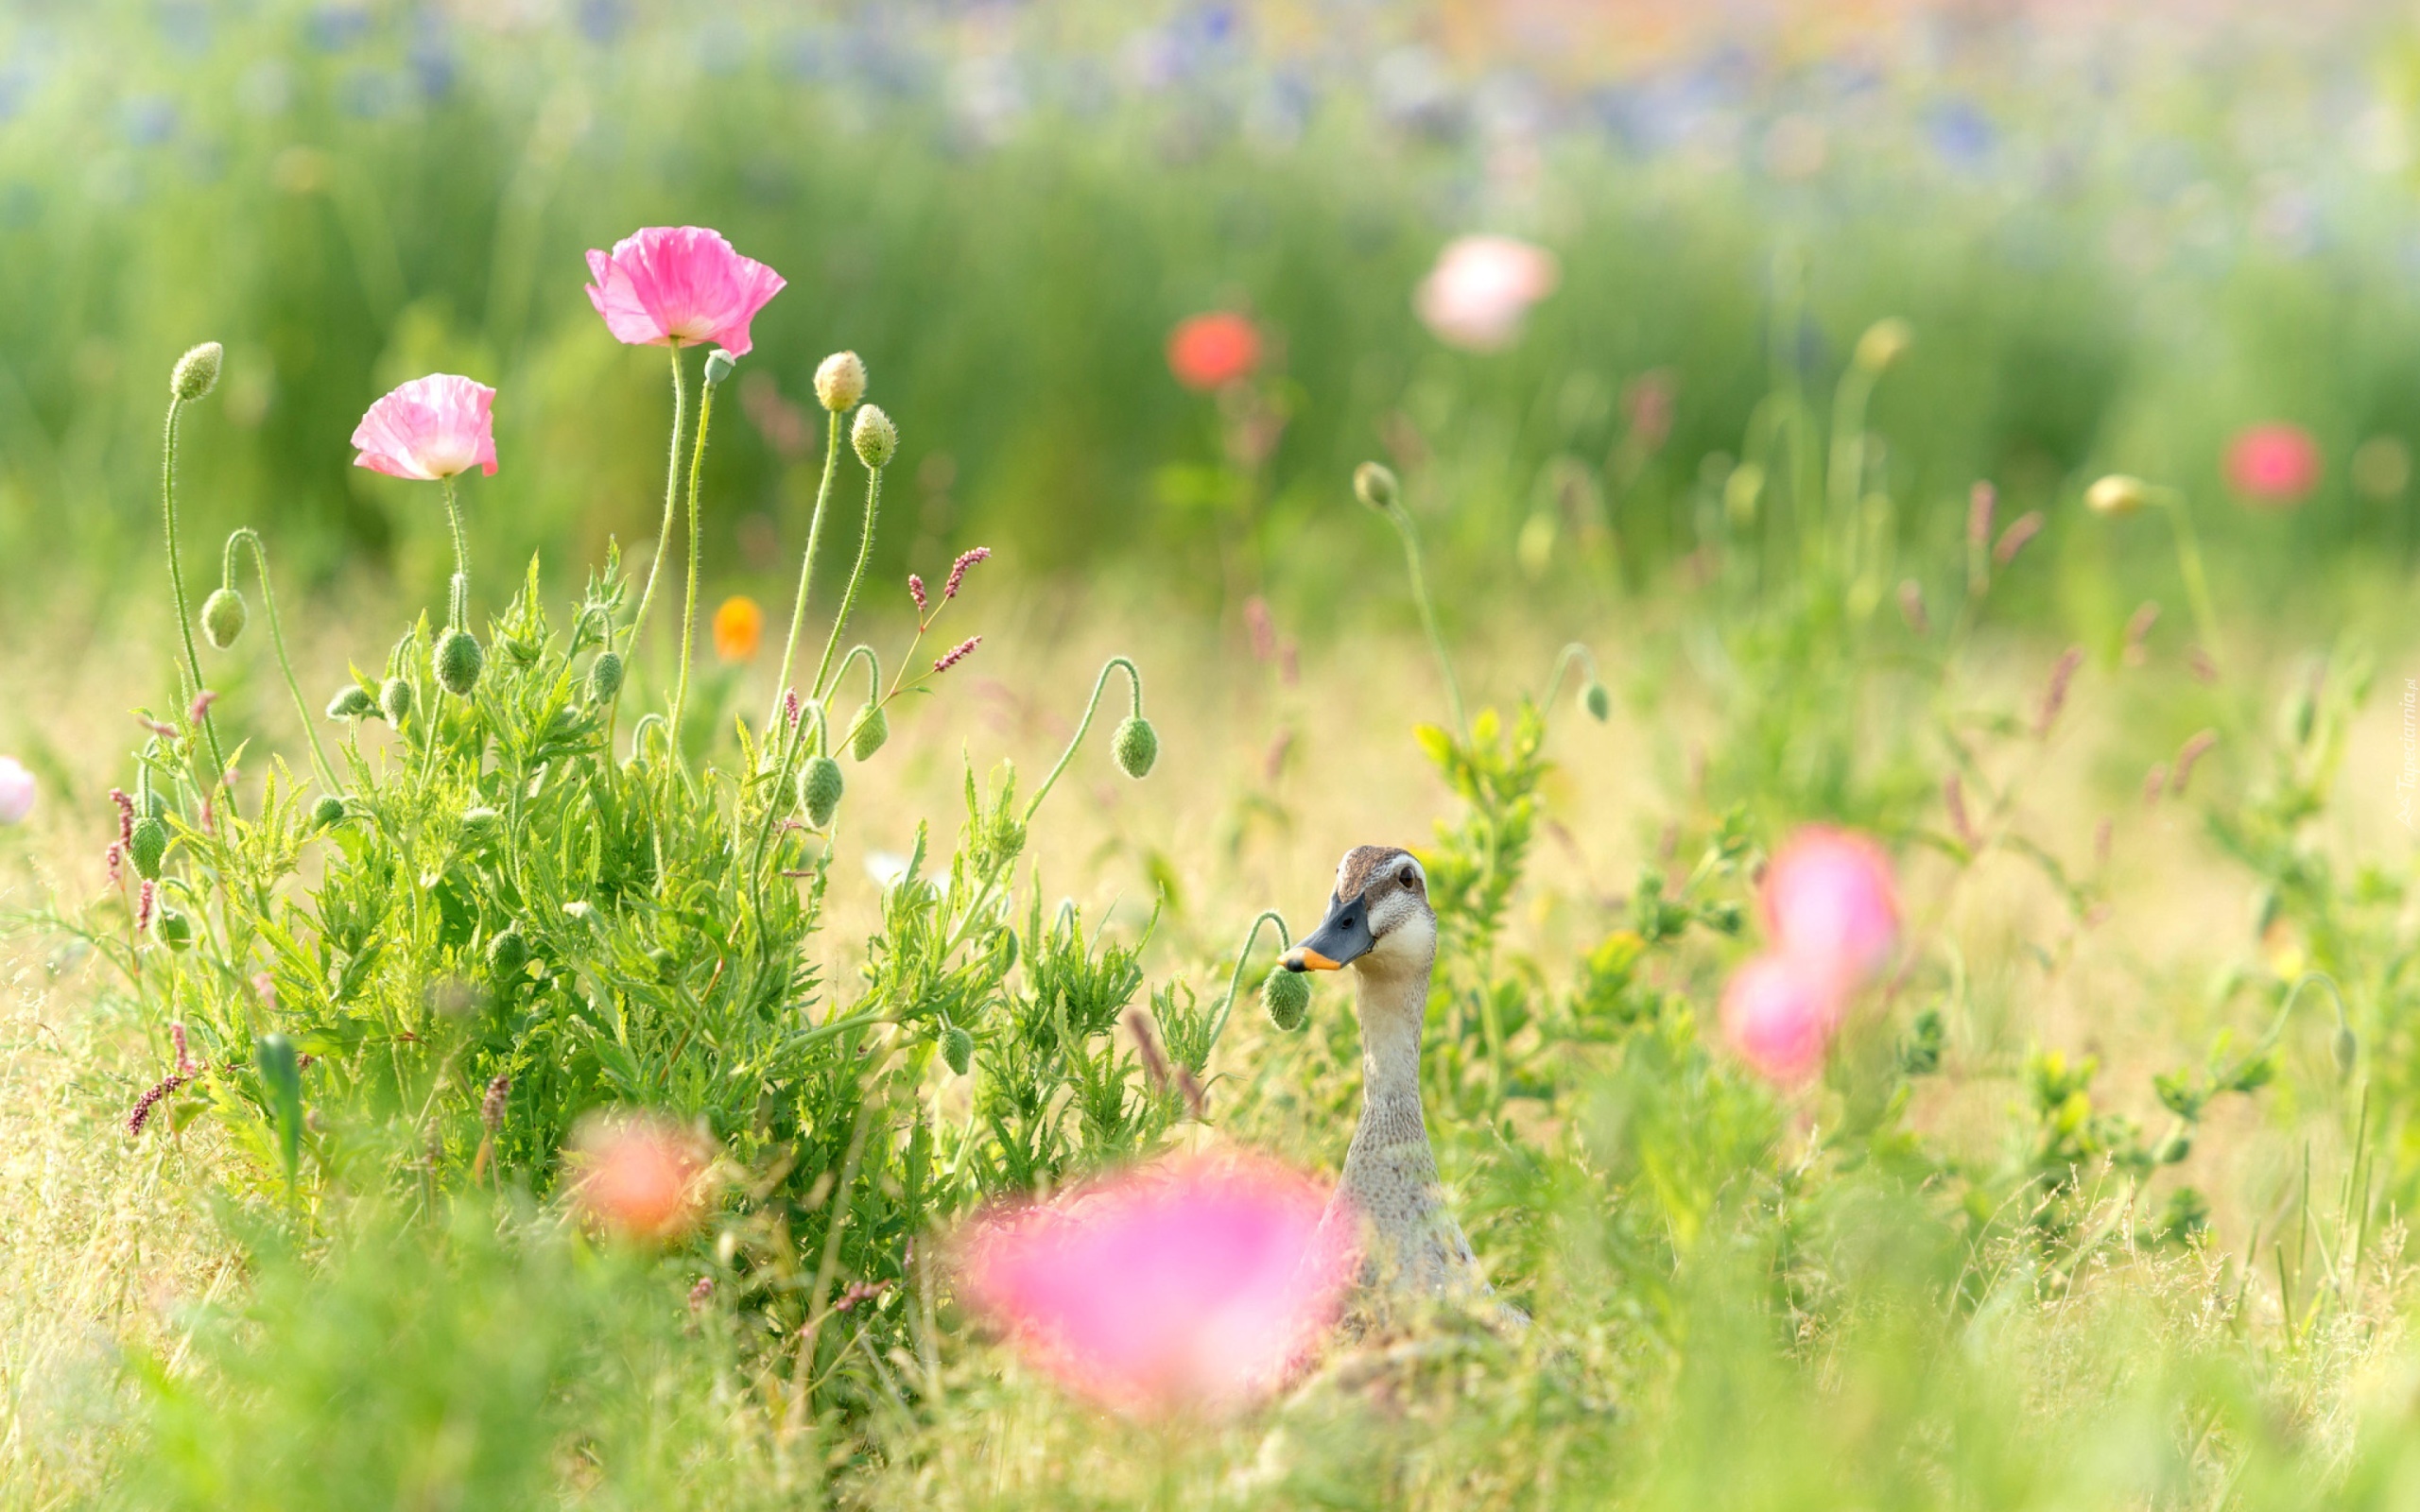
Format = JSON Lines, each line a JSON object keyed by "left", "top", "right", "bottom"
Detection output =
{"left": 1288, "top": 845, "right": 1485, "bottom": 1300}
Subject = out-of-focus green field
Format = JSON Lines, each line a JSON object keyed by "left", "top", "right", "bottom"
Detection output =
{"left": 11, "top": 4, "right": 2420, "bottom": 1509}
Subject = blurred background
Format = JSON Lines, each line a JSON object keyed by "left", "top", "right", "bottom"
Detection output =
{"left": 7, "top": 0, "right": 2420, "bottom": 638}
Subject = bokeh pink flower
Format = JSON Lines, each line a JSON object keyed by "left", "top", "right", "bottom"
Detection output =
{"left": 1760, "top": 825, "right": 1900, "bottom": 982}
{"left": 0, "top": 756, "right": 33, "bottom": 826}
{"left": 567, "top": 1113, "right": 710, "bottom": 1245}
{"left": 1413, "top": 234, "right": 1560, "bottom": 352}
{"left": 584, "top": 226, "right": 786, "bottom": 357}
{"left": 1720, "top": 954, "right": 1839, "bottom": 1084}
{"left": 958, "top": 1150, "right": 1355, "bottom": 1414}
{"left": 2224, "top": 422, "right": 2322, "bottom": 507}
{"left": 1720, "top": 826, "right": 1902, "bottom": 1086}
{"left": 1166, "top": 311, "right": 1261, "bottom": 391}
{"left": 351, "top": 374, "right": 498, "bottom": 481}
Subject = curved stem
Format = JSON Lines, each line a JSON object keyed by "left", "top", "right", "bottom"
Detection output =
{"left": 1378, "top": 501, "right": 1465, "bottom": 741}
{"left": 668, "top": 373, "right": 718, "bottom": 762}
{"left": 1206, "top": 910, "right": 1291, "bottom": 1057}
{"left": 831, "top": 644, "right": 884, "bottom": 749}
{"left": 769, "top": 409, "right": 847, "bottom": 732}
{"left": 1024, "top": 656, "right": 1143, "bottom": 823}
{"left": 2263, "top": 971, "right": 2350, "bottom": 1051}
{"left": 624, "top": 345, "right": 689, "bottom": 684}
{"left": 1538, "top": 642, "right": 1599, "bottom": 713}
{"left": 809, "top": 462, "right": 888, "bottom": 704}
{"left": 161, "top": 399, "right": 231, "bottom": 799}
{"left": 222, "top": 529, "right": 338, "bottom": 792}
{"left": 440, "top": 475, "right": 470, "bottom": 629}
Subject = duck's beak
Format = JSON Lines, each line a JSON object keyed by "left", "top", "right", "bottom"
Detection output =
{"left": 1282, "top": 891, "right": 1374, "bottom": 972}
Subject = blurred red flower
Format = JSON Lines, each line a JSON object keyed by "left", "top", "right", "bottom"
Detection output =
{"left": 2224, "top": 422, "right": 2321, "bottom": 507}
{"left": 1166, "top": 312, "right": 1261, "bottom": 391}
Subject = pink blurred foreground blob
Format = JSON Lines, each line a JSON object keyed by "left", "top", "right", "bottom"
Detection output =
{"left": 2224, "top": 422, "right": 2321, "bottom": 507}
{"left": 351, "top": 374, "right": 498, "bottom": 481}
{"left": 1759, "top": 825, "right": 1900, "bottom": 983}
{"left": 583, "top": 226, "right": 786, "bottom": 357}
{"left": 1413, "top": 233, "right": 1560, "bottom": 352}
{"left": 1720, "top": 954, "right": 1841, "bottom": 1084}
{"left": 958, "top": 1151, "right": 1356, "bottom": 1414}
{"left": 0, "top": 755, "right": 33, "bottom": 826}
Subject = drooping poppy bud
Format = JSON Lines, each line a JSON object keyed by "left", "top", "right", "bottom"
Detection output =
{"left": 587, "top": 651, "right": 625, "bottom": 702}
{"left": 434, "top": 628, "right": 484, "bottom": 696}
{"left": 802, "top": 756, "right": 844, "bottom": 827}
{"left": 849, "top": 703, "right": 889, "bottom": 762}
{"left": 200, "top": 587, "right": 249, "bottom": 649}
{"left": 326, "top": 684, "right": 376, "bottom": 720}
{"left": 1113, "top": 715, "right": 1159, "bottom": 779}
{"left": 1262, "top": 968, "right": 1310, "bottom": 1032}
{"left": 942, "top": 1024, "right": 974, "bottom": 1076}
{"left": 379, "top": 677, "right": 415, "bottom": 726}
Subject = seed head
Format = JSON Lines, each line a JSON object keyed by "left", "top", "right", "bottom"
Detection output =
{"left": 380, "top": 676, "right": 415, "bottom": 726}
{"left": 2085, "top": 474, "right": 2152, "bottom": 517}
{"left": 852, "top": 404, "right": 897, "bottom": 470}
{"left": 802, "top": 756, "right": 844, "bottom": 828}
{"left": 434, "top": 628, "right": 484, "bottom": 696}
{"left": 815, "top": 351, "right": 867, "bottom": 412}
{"left": 110, "top": 787, "right": 135, "bottom": 845}
{"left": 326, "top": 683, "right": 376, "bottom": 720}
{"left": 1353, "top": 461, "right": 1399, "bottom": 511}
{"left": 908, "top": 574, "right": 927, "bottom": 613}
{"left": 702, "top": 348, "right": 737, "bottom": 388}
{"left": 1113, "top": 715, "right": 1159, "bottom": 779}
{"left": 170, "top": 342, "right": 223, "bottom": 403}
{"left": 130, "top": 816, "right": 169, "bottom": 880}
{"left": 1581, "top": 679, "right": 1611, "bottom": 723}
{"left": 200, "top": 587, "right": 249, "bottom": 649}
{"left": 942, "top": 1024, "right": 974, "bottom": 1076}
{"left": 310, "top": 794, "right": 347, "bottom": 831}
{"left": 587, "top": 651, "right": 625, "bottom": 703}
{"left": 487, "top": 922, "right": 528, "bottom": 984}
{"left": 849, "top": 703, "right": 889, "bottom": 762}
{"left": 1262, "top": 968, "right": 1310, "bottom": 1032}
{"left": 481, "top": 1074, "right": 511, "bottom": 1133}
{"left": 932, "top": 636, "right": 981, "bottom": 676}
{"left": 944, "top": 546, "right": 990, "bottom": 600}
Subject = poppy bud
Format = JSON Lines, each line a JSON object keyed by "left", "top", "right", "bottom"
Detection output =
{"left": 1113, "top": 715, "right": 1159, "bottom": 779}
{"left": 942, "top": 1024, "right": 974, "bottom": 1076}
{"left": 587, "top": 651, "right": 625, "bottom": 702}
{"left": 200, "top": 587, "right": 249, "bottom": 649}
{"left": 310, "top": 794, "right": 347, "bottom": 831}
{"left": 852, "top": 404, "right": 897, "bottom": 470}
{"left": 433, "top": 628, "right": 484, "bottom": 696}
{"left": 703, "top": 348, "right": 737, "bottom": 388}
{"left": 801, "top": 756, "right": 844, "bottom": 827}
{"left": 1853, "top": 318, "right": 1912, "bottom": 373}
{"left": 170, "top": 342, "right": 223, "bottom": 403}
{"left": 1263, "top": 968, "right": 1310, "bottom": 1032}
{"left": 2085, "top": 474, "right": 2151, "bottom": 517}
{"left": 1353, "top": 461, "right": 1399, "bottom": 511}
{"left": 380, "top": 677, "right": 415, "bottom": 726}
{"left": 157, "top": 905, "right": 194, "bottom": 951}
{"left": 2334, "top": 1024, "right": 2359, "bottom": 1078}
{"left": 326, "top": 684, "right": 376, "bottom": 720}
{"left": 130, "top": 816, "right": 169, "bottom": 880}
{"left": 849, "top": 703, "right": 888, "bottom": 762}
{"left": 815, "top": 351, "right": 867, "bottom": 412}
{"left": 460, "top": 805, "right": 500, "bottom": 840}
{"left": 1581, "top": 680, "right": 1611, "bottom": 722}
{"left": 487, "top": 925, "right": 528, "bottom": 984}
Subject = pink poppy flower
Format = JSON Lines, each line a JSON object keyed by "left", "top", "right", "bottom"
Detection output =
{"left": 1760, "top": 826, "right": 1900, "bottom": 982}
{"left": 1413, "top": 234, "right": 1560, "bottom": 352}
{"left": 1720, "top": 953, "right": 1842, "bottom": 1084}
{"left": 2224, "top": 422, "right": 2321, "bottom": 507}
{"left": 351, "top": 375, "right": 498, "bottom": 481}
{"left": 1166, "top": 312, "right": 1261, "bottom": 391}
{"left": 958, "top": 1151, "right": 1356, "bottom": 1415}
{"left": 567, "top": 1113, "right": 710, "bottom": 1245}
{"left": 583, "top": 226, "right": 786, "bottom": 357}
{"left": 0, "top": 756, "right": 32, "bottom": 826}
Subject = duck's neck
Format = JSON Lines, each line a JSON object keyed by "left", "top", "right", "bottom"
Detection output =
{"left": 1351, "top": 952, "right": 1432, "bottom": 1119}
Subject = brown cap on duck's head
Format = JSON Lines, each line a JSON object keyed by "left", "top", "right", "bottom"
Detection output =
{"left": 1282, "top": 845, "right": 1435, "bottom": 973}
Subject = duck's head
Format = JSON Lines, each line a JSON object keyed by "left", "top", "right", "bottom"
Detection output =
{"left": 1282, "top": 845, "right": 1436, "bottom": 976}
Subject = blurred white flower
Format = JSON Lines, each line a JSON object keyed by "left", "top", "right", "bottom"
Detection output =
{"left": 0, "top": 756, "right": 32, "bottom": 826}
{"left": 865, "top": 850, "right": 911, "bottom": 888}
{"left": 1413, "top": 234, "right": 1559, "bottom": 352}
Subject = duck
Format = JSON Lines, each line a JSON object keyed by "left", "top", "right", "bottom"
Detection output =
{"left": 1282, "top": 844, "right": 1488, "bottom": 1301}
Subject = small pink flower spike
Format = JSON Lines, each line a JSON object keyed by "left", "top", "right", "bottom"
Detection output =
{"left": 1760, "top": 826, "right": 1899, "bottom": 983}
{"left": 583, "top": 227, "right": 786, "bottom": 357}
{"left": 1720, "top": 953, "right": 1841, "bottom": 1085}
{"left": 958, "top": 1151, "right": 1356, "bottom": 1415}
{"left": 351, "top": 375, "right": 498, "bottom": 481}
{"left": 0, "top": 756, "right": 33, "bottom": 826}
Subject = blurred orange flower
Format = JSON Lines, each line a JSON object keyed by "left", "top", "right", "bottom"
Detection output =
{"left": 1166, "top": 312, "right": 1260, "bottom": 392}
{"left": 568, "top": 1112, "right": 710, "bottom": 1244}
{"left": 713, "top": 594, "right": 764, "bottom": 662}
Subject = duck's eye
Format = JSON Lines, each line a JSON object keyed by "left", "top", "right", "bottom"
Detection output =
{"left": 1400, "top": 866, "right": 1418, "bottom": 889}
